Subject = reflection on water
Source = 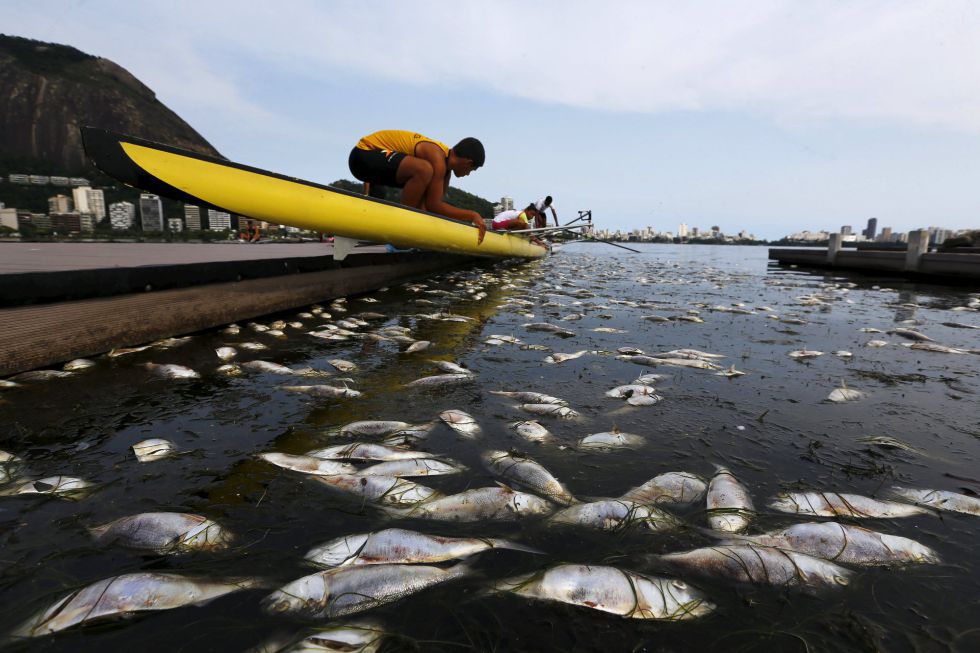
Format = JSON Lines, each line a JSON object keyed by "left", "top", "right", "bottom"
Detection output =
{"left": 1, "top": 244, "right": 978, "bottom": 652}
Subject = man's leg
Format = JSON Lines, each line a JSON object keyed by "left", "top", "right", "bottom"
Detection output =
{"left": 395, "top": 157, "right": 433, "bottom": 208}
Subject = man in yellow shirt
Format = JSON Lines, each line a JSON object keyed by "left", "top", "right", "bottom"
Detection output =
{"left": 349, "top": 130, "right": 487, "bottom": 244}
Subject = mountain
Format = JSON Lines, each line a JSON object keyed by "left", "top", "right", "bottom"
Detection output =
{"left": 0, "top": 34, "right": 220, "bottom": 173}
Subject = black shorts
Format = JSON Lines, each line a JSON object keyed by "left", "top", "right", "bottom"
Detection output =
{"left": 348, "top": 147, "right": 407, "bottom": 189}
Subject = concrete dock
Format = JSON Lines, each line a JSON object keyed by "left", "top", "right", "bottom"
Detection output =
{"left": 0, "top": 242, "right": 482, "bottom": 376}
{"left": 769, "top": 229, "right": 980, "bottom": 283}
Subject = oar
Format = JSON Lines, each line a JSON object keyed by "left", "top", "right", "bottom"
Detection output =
{"left": 506, "top": 224, "right": 591, "bottom": 235}
{"left": 572, "top": 231, "right": 640, "bottom": 253}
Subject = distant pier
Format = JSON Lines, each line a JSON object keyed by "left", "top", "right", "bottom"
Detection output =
{"left": 0, "top": 242, "right": 479, "bottom": 376}
{"left": 769, "top": 229, "right": 980, "bottom": 283}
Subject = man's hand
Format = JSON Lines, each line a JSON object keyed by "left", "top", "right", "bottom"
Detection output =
{"left": 472, "top": 214, "right": 486, "bottom": 244}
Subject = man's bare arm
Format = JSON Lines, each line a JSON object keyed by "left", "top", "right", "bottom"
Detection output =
{"left": 417, "top": 142, "right": 486, "bottom": 243}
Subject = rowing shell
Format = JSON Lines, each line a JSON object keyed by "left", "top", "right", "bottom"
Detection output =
{"left": 81, "top": 128, "right": 547, "bottom": 259}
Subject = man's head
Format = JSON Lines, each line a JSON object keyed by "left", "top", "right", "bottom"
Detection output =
{"left": 543, "top": 195, "right": 553, "bottom": 207}
{"left": 449, "top": 137, "right": 485, "bottom": 177}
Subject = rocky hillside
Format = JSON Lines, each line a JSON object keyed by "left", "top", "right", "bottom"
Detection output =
{"left": 0, "top": 34, "right": 220, "bottom": 173}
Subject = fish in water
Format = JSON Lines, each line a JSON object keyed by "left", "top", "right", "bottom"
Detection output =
{"left": 215, "top": 347, "right": 237, "bottom": 361}
{"left": 865, "top": 339, "right": 889, "bottom": 348}
{"left": 481, "top": 450, "right": 576, "bottom": 505}
{"left": 491, "top": 390, "right": 567, "bottom": 405}
{"left": 605, "top": 384, "right": 663, "bottom": 406}
{"left": 11, "top": 476, "right": 92, "bottom": 498}
{"left": 243, "top": 361, "right": 330, "bottom": 377}
{"left": 439, "top": 409, "right": 482, "bottom": 437}
{"left": 252, "top": 619, "right": 386, "bottom": 653}
{"left": 658, "top": 545, "right": 852, "bottom": 593}
{"left": 549, "top": 500, "right": 682, "bottom": 532}
{"left": 9, "top": 369, "right": 73, "bottom": 381}
{"left": 827, "top": 379, "right": 864, "bottom": 402}
{"left": 715, "top": 365, "right": 745, "bottom": 378}
{"left": 258, "top": 452, "right": 357, "bottom": 476}
{"left": 106, "top": 345, "right": 153, "bottom": 358}
{"left": 281, "top": 384, "right": 362, "bottom": 399}
{"left": 405, "top": 340, "right": 431, "bottom": 353}
{"left": 887, "top": 328, "right": 934, "bottom": 342}
{"left": 329, "top": 359, "right": 358, "bottom": 372}
{"left": 357, "top": 458, "right": 463, "bottom": 478}
{"left": 428, "top": 360, "right": 473, "bottom": 375}
{"left": 132, "top": 438, "right": 177, "bottom": 462}
{"left": 619, "top": 355, "right": 720, "bottom": 370}
{"left": 391, "top": 486, "right": 553, "bottom": 522}
{"left": 216, "top": 363, "right": 243, "bottom": 377}
{"left": 718, "top": 521, "right": 939, "bottom": 566}
{"left": 12, "top": 573, "right": 257, "bottom": 638}
{"left": 904, "top": 342, "right": 970, "bottom": 354}
{"left": 619, "top": 472, "right": 708, "bottom": 505}
{"left": 262, "top": 562, "right": 472, "bottom": 620}
{"left": 89, "top": 512, "right": 232, "bottom": 553}
{"left": 312, "top": 474, "right": 440, "bottom": 507}
{"left": 305, "top": 528, "right": 540, "bottom": 567}
{"left": 788, "top": 349, "right": 823, "bottom": 359}
{"left": 306, "top": 442, "right": 431, "bottom": 462}
{"left": 405, "top": 373, "right": 474, "bottom": 388}
{"left": 511, "top": 420, "right": 552, "bottom": 443}
{"left": 544, "top": 350, "right": 589, "bottom": 364}
{"left": 337, "top": 421, "right": 412, "bottom": 437}
{"left": 888, "top": 486, "right": 980, "bottom": 516}
{"left": 144, "top": 363, "right": 200, "bottom": 379}
{"left": 62, "top": 358, "right": 96, "bottom": 371}
{"left": 768, "top": 491, "right": 929, "bottom": 518}
{"left": 579, "top": 429, "right": 644, "bottom": 450}
{"left": 495, "top": 564, "right": 714, "bottom": 620}
{"left": 706, "top": 466, "right": 754, "bottom": 533}
{"left": 0, "top": 451, "right": 23, "bottom": 484}
{"left": 520, "top": 404, "right": 581, "bottom": 420}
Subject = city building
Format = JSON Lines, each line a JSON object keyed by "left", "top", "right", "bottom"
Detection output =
{"left": 207, "top": 209, "right": 232, "bottom": 231}
{"left": 0, "top": 207, "right": 18, "bottom": 230}
{"left": 140, "top": 193, "right": 164, "bottom": 231}
{"left": 50, "top": 212, "right": 83, "bottom": 233}
{"left": 69, "top": 177, "right": 90, "bottom": 186}
{"left": 863, "top": 217, "right": 877, "bottom": 240}
{"left": 48, "top": 194, "right": 73, "bottom": 214}
{"left": 72, "top": 186, "right": 91, "bottom": 214}
{"left": 109, "top": 201, "right": 136, "bottom": 230}
{"left": 8, "top": 174, "right": 29, "bottom": 184}
{"left": 841, "top": 225, "right": 852, "bottom": 235}
{"left": 879, "top": 227, "right": 893, "bottom": 242}
{"left": 678, "top": 223, "right": 689, "bottom": 238}
{"left": 50, "top": 176, "right": 70, "bottom": 186}
{"left": 183, "top": 204, "right": 202, "bottom": 231}
{"left": 29, "top": 175, "right": 50, "bottom": 185}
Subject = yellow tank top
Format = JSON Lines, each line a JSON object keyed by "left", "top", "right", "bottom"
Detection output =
{"left": 356, "top": 130, "right": 450, "bottom": 158}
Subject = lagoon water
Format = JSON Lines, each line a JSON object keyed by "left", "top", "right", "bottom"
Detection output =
{"left": 1, "top": 243, "right": 978, "bottom": 652}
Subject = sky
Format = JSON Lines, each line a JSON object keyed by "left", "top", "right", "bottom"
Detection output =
{"left": 6, "top": 0, "right": 980, "bottom": 239}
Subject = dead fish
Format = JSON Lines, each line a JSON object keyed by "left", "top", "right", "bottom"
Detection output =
{"left": 520, "top": 404, "right": 581, "bottom": 419}
{"left": 827, "top": 379, "right": 864, "bottom": 403}
{"left": 390, "top": 486, "right": 553, "bottom": 522}
{"left": 592, "top": 327, "right": 626, "bottom": 333}
{"left": 707, "top": 466, "right": 754, "bottom": 533}
{"left": 788, "top": 349, "right": 823, "bottom": 359}
{"left": 858, "top": 327, "right": 883, "bottom": 333}
{"left": 523, "top": 322, "right": 569, "bottom": 333}
{"left": 605, "top": 385, "right": 661, "bottom": 400}
{"left": 545, "top": 350, "right": 589, "bottom": 364}
{"left": 857, "top": 435, "right": 923, "bottom": 454}
{"left": 337, "top": 421, "right": 412, "bottom": 437}
{"left": 215, "top": 347, "right": 237, "bottom": 361}
{"left": 222, "top": 324, "right": 241, "bottom": 335}
{"left": 144, "top": 363, "right": 200, "bottom": 379}
{"left": 8, "top": 369, "right": 72, "bottom": 381}
{"left": 942, "top": 321, "right": 980, "bottom": 330}
{"left": 12, "top": 476, "right": 92, "bottom": 497}
{"left": 888, "top": 486, "right": 980, "bottom": 516}
{"left": 834, "top": 350, "right": 853, "bottom": 358}
{"left": 243, "top": 361, "right": 330, "bottom": 377}
{"left": 239, "top": 342, "right": 270, "bottom": 351}
{"left": 720, "top": 521, "right": 939, "bottom": 566}
{"left": 661, "top": 349, "right": 725, "bottom": 359}
{"left": 865, "top": 339, "right": 889, "bottom": 348}
{"left": 89, "top": 512, "right": 232, "bottom": 553}
{"left": 281, "top": 385, "right": 362, "bottom": 399}
{"left": 619, "top": 355, "right": 720, "bottom": 370}
{"left": 619, "top": 472, "right": 708, "bottom": 506}
{"left": 312, "top": 474, "right": 440, "bottom": 507}
{"left": 262, "top": 562, "right": 471, "bottom": 620}
{"left": 248, "top": 619, "right": 386, "bottom": 653}
{"left": 132, "top": 438, "right": 177, "bottom": 462}
{"left": 550, "top": 500, "right": 682, "bottom": 532}
{"left": 439, "top": 409, "right": 481, "bottom": 437}
{"left": 12, "top": 573, "right": 257, "bottom": 638}
{"left": 481, "top": 450, "right": 576, "bottom": 505}
{"left": 305, "top": 528, "right": 539, "bottom": 567}
{"left": 491, "top": 390, "right": 567, "bottom": 405}
{"left": 486, "top": 334, "right": 522, "bottom": 344}
{"left": 768, "top": 492, "right": 929, "bottom": 518}
{"left": 0, "top": 451, "right": 23, "bottom": 484}
{"left": 511, "top": 420, "right": 552, "bottom": 443}
{"left": 428, "top": 360, "right": 473, "bottom": 375}
{"left": 659, "top": 545, "right": 851, "bottom": 593}
{"left": 905, "top": 342, "right": 969, "bottom": 354}
{"left": 888, "top": 328, "right": 934, "bottom": 342}
{"left": 329, "top": 359, "right": 358, "bottom": 372}
{"left": 715, "top": 365, "right": 745, "bottom": 378}
{"left": 307, "top": 442, "right": 431, "bottom": 462}
{"left": 62, "top": 358, "right": 96, "bottom": 371}
{"left": 106, "top": 345, "right": 152, "bottom": 358}
{"left": 216, "top": 363, "right": 243, "bottom": 377}
{"left": 495, "top": 564, "right": 713, "bottom": 620}
{"left": 641, "top": 315, "right": 672, "bottom": 322}
{"left": 358, "top": 458, "right": 463, "bottom": 478}
{"left": 258, "top": 452, "right": 357, "bottom": 476}
{"left": 405, "top": 374, "right": 474, "bottom": 388}
{"left": 579, "top": 429, "right": 644, "bottom": 450}
{"left": 520, "top": 344, "right": 552, "bottom": 351}
{"left": 405, "top": 340, "right": 431, "bottom": 353}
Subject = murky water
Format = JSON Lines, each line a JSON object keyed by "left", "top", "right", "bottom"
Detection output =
{"left": 1, "top": 244, "right": 978, "bottom": 652}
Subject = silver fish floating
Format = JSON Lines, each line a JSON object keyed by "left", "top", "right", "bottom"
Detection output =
{"left": 491, "top": 390, "right": 568, "bottom": 405}
{"left": 579, "top": 429, "right": 644, "bottom": 450}
{"left": 706, "top": 466, "right": 755, "bottom": 533}
{"left": 0, "top": 450, "right": 23, "bottom": 484}
{"left": 62, "top": 358, "right": 96, "bottom": 371}
{"left": 11, "top": 476, "right": 92, "bottom": 498}
{"left": 495, "top": 564, "right": 714, "bottom": 620}
{"left": 358, "top": 458, "right": 463, "bottom": 478}
{"left": 619, "top": 472, "right": 707, "bottom": 506}
{"left": 215, "top": 347, "right": 237, "bottom": 361}
{"left": 721, "top": 521, "right": 939, "bottom": 566}
{"left": 511, "top": 420, "right": 552, "bottom": 443}
{"left": 887, "top": 328, "right": 934, "bottom": 342}
{"left": 439, "top": 409, "right": 482, "bottom": 437}
{"left": 827, "top": 379, "right": 864, "bottom": 402}
{"left": 768, "top": 491, "right": 929, "bottom": 518}
{"left": 544, "top": 350, "right": 589, "bottom": 364}
{"left": 405, "top": 340, "right": 431, "bottom": 353}
{"left": 428, "top": 360, "right": 473, "bottom": 375}
{"left": 788, "top": 349, "right": 823, "bottom": 359}
{"left": 520, "top": 404, "right": 581, "bottom": 419}
{"left": 305, "top": 528, "right": 539, "bottom": 567}
{"left": 12, "top": 573, "right": 256, "bottom": 638}
{"left": 263, "top": 562, "right": 471, "bottom": 619}
{"left": 329, "top": 359, "right": 358, "bottom": 372}
{"left": 243, "top": 361, "right": 330, "bottom": 377}
{"left": 281, "top": 385, "right": 362, "bottom": 399}
{"left": 307, "top": 442, "right": 431, "bottom": 462}
{"left": 312, "top": 474, "right": 440, "bottom": 507}
{"left": 132, "top": 438, "right": 177, "bottom": 462}
{"left": 390, "top": 486, "right": 553, "bottom": 522}
{"left": 337, "top": 421, "right": 412, "bottom": 437}
{"left": 481, "top": 450, "right": 576, "bottom": 505}
{"left": 144, "top": 363, "right": 200, "bottom": 379}
{"left": 660, "top": 545, "right": 852, "bottom": 592}
{"left": 248, "top": 619, "right": 386, "bottom": 653}
{"left": 549, "top": 500, "right": 682, "bottom": 532}
{"left": 888, "top": 486, "right": 980, "bottom": 516}
{"left": 89, "top": 512, "right": 232, "bottom": 553}
{"left": 405, "top": 373, "right": 474, "bottom": 388}
{"left": 258, "top": 452, "right": 357, "bottom": 476}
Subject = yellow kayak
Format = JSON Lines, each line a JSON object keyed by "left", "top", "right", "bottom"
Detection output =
{"left": 81, "top": 127, "right": 546, "bottom": 259}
